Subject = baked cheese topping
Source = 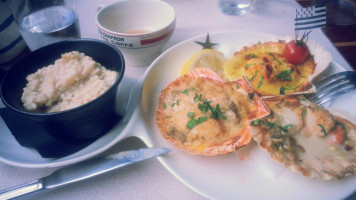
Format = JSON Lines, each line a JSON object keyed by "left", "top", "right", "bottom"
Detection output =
{"left": 224, "top": 41, "right": 315, "bottom": 96}
{"left": 156, "top": 68, "right": 270, "bottom": 155}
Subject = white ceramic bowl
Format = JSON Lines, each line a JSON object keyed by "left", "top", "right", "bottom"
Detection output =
{"left": 96, "top": 0, "right": 176, "bottom": 67}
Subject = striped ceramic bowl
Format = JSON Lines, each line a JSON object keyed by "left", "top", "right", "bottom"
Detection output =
{"left": 96, "top": 0, "right": 176, "bottom": 67}
{"left": 0, "top": 1, "right": 26, "bottom": 64}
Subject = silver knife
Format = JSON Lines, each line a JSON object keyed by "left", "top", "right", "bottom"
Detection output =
{"left": 0, "top": 147, "right": 170, "bottom": 200}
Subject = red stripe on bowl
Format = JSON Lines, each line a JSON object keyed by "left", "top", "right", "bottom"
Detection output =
{"left": 141, "top": 30, "right": 172, "bottom": 46}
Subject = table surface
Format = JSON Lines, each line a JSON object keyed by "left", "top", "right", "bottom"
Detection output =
{"left": 1, "top": 0, "right": 356, "bottom": 200}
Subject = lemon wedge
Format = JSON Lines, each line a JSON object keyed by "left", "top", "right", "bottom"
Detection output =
{"left": 181, "top": 49, "right": 225, "bottom": 77}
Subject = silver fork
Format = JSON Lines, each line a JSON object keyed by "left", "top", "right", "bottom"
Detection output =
{"left": 304, "top": 71, "right": 356, "bottom": 105}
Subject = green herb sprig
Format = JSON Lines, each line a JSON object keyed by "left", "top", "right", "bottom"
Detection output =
{"left": 277, "top": 69, "right": 293, "bottom": 81}
{"left": 280, "top": 82, "right": 303, "bottom": 94}
{"left": 267, "top": 52, "right": 282, "bottom": 65}
{"left": 198, "top": 100, "right": 227, "bottom": 120}
{"left": 186, "top": 112, "right": 207, "bottom": 129}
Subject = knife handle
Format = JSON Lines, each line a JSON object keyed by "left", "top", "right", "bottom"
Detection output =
{"left": 0, "top": 180, "right": 44, "bottom": 199}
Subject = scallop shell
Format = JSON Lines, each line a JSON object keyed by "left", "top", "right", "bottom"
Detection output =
{"left": 251, "top": 95, "right": 356, "bottom": 180}
{"left": 156, "top": 68, "right": 270, "bottom": 156}
{"left": 223, "top": 37, "right": 331, "bottom": 97}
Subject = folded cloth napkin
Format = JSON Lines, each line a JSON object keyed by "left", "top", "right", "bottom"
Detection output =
{"left": 0, "top": 107, "right": 121, "bottom": 158}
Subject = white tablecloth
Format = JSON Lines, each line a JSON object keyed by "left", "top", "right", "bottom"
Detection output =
{"left": 0, "top": 0, "right": 354, "bottom": 199}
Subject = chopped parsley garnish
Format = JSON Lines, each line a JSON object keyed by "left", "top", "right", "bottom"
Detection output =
{"left": 198, "top": 100, "right": 211, "bottom": 114}
{"left": 198, "top": 100, "right": 226, "bottom": 120}
{"left": 318, "top": 124, "right": 327, "bottom": 136}
{"left": 186, "top": 119, "right": 198, "bottom": 129}
{"left": 210, "top": 104, "right": 227, "bottom": 120}
{"left": 187, "top": 96, "right": 228, "bottom": 129}
{"left": 251, "top": 119, "right": 275, "bottom": 127}
{"left": 251, "top": 119, "right": 260, "bottom": 126}
{"left": 248, "top": 71, "right": 258, "bottom": 82}
{"left": 278, "top": 124, "right": 293, "bottom": 133}
{"left": 181, "top": 88, "right": 196, "bottom": 95}
{"left": 199, "top": 117, "right": 208, "bottom": 122}
{"left": 181, "top": 89, "right": 189, "bottom": 95}
{"left": 236, "top": 83, "right": 239, "bottom": 89}
{"left": 257, "top": 75, "right": 264, "bottom": 88}
{"left": 162, "top": 103, "right": 166, "bottom": 109}
{"left": 265, "top": 120, "right": 276, "bottom": 128}
{"left": 248, "top": 54, "right": 258, "bottom": 58}
{"left": 260, "top": 63, "right": 265, "bottom": 66}
{"left": 186, "top": 116, "right": 207, "bottom": 129}
{"left": 280, "top": 83, "right": 303, "bottom": 94}
{"left": 267, "top": 52, "right": 282, "bottom": 65}
{"left": 245, "top": 64, "right": 253, "bottom": 69}
{"left": 277, "top": 69, "right": 293, "bottom": 81}
{"left": 194, "top": 93, "right": 202, "bottom": 103}
{"left": 171, "top": 100, "right": 180, "bottom": 107}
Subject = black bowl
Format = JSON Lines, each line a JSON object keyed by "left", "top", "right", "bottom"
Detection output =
{"left": 0, "top": 39, "right": 125, "bottom": 143}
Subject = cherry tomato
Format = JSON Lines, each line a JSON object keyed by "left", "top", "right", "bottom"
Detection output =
{"left": 283, "top": 41, "right": 309, "bottom": 65}
{"left": 328, "top": 125, "right": 345, "bottom": 145}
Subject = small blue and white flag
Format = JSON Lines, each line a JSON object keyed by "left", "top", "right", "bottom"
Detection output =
{"left": 295, "top": 5, "right": 326, "bottom": 31}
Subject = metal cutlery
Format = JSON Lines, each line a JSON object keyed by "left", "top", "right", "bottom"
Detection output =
{"left": 305, "top": 71, "right": 356, "bottom": 105}
{"left": 0, "top": 147, "right": 171, "bottom": 200}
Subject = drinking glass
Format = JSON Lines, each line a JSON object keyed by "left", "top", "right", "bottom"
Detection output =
{"left": 7, "top": 0, "right": 81, "bottom": 51}
{"left": 217, "top": 0, "right": 255, "bottom": 15}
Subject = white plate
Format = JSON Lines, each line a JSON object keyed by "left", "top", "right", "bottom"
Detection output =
{"left": 137, "top": 31, "right": 356, "bottom": 200}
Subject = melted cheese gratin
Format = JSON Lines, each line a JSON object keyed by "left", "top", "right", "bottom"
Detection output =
{"left": 223, "top": 41, "right": 316, "bottom": 96}
{"left": 156, "top": 68, "right": 270, "bottom": 156}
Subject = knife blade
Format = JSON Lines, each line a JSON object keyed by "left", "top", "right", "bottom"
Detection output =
{"left": 0, "top": 147, "right": 170, "bottom": 200}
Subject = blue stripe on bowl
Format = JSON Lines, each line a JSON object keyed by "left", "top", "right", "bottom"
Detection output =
{"left": 0, "top": 36, "right": 23, "bottom": 54}
{"left": 0, "top": 15, "right": 14, "bottom": 32}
